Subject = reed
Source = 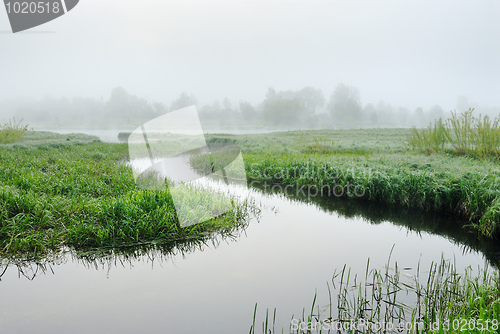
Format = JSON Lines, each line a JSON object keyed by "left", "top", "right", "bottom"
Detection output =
{"left": 253, "top": 257, "right": 500, "bottom": 333}
{"left": 408, "top": 109, "right": 500, "bottom": 157}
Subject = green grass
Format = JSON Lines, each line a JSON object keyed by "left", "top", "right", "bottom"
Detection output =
{"left": 0, "top": 131, "right": 254, "bottom": 259}
{"left": 2, "top": 227, "right": 246, "bottom": 281}
{"left": 251, "top": 257, "right": 500, "bottom": 333}
{"left": 0, "top": 119, "right": 29, "bottom": 144}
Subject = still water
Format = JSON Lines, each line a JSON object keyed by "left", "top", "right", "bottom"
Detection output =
{"left": 1, "top": 185, "right": 498, "bottom": 334}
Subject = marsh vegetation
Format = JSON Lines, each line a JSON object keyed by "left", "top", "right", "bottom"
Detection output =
{"left": 1, "top": 127, "right": 499, "bottom": 333}
{"left": 408, "top": 109, "right": 500, "bottom": 157}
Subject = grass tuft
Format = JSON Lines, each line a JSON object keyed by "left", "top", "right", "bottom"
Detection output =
{"left": 0, "top": 118, "right": 29, "bottom": 144}
{"left": 408, "top": 109, "right": 500, "bottom": 158}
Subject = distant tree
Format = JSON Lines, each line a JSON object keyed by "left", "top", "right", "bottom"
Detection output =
{"left": 198, "top": 104, "right": 214, "bottom": 119}
{"left": 263, "top": 98, "right": 304, "bottom": 125}
{"left": 199, "top": 99, "right": 240, "bottom": 120}
{"left": 262, "top": 87, "right": 305, "bottom": 125}
{"left": 170, "top": 92, "right": 197, "bottom": 111}
{"left": 152, "top": 102, "right": 168, "bottom": 116}
{"left": 369, "top": 111, "right": 379, "bottom": 125}
{"left": 295, "top": 86, "right": 325, "bottom": 115}
{"left": 106, "top": 86, "right": 130, "bottom": 116}
{"left": 328, "top": 83, "right": 363, "bottom": 128}
{"left": 104, "top": 87, "right": 156, "bottom": 125}
{"left": 72, "top": 96, "right": 103, "bottom": 126}
{"left": 239, "top": 100, "right": 258, "bottom": 121}
{"left": 222, "top": 97, "right": 232, "bottom": 111}
{"left": 376, "top": 101, "right": 395, "bottom": 127}
{"left": 266, "top": 87, "right": 276, "bottom": 99}
{"left": 428, "top": 105, "right": 444, "bottom": 120}
{"left": 221, "top": 97, "right": 239, "bottom": 118}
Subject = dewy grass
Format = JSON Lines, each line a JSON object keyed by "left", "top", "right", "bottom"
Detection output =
{"left": 251, "top": 257, "right": 500, "bottom": 334}
{"left": 0, "top": 132, "right": 255, "bottom": 259}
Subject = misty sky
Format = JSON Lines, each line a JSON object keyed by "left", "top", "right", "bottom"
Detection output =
{"left": 1, "top": 0, "right": 499, "bottom": 111}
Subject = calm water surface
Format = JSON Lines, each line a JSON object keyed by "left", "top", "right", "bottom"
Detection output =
{"left": 1, "top": 185, "right": 497, "bottom": 334}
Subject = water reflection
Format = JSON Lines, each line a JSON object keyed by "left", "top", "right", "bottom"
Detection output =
{"left": 250, "top": 182, "right": 500, "bottom": 269}
{"left": 0, "top": 223, "right": 249, "bottom": 282}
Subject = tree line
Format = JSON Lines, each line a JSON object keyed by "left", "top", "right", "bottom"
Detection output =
{"left": 0, "top": 85, "right": 497, "bottom": 130}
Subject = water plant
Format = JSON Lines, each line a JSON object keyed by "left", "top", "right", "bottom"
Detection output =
{"left": 251, "top": 257, "right": 500, "bottom": 333}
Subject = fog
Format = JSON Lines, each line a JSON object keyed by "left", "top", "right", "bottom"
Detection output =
{"left": 1, "top": 0, "right": 499, "bottom": 129}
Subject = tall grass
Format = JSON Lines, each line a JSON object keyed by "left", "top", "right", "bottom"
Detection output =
{"left": 0, "top": 118, "right": 29, "bottom": 144}
{"left": 408, "top": 109, "right": 500, "bottom": 157}
{"left": 407, "top": 118, "right": 448, "bottom": 154}
{"left": 475, "top": 114, "right": 500, "bottom": 157}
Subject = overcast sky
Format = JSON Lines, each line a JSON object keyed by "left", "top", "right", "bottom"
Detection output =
{"left": 1, "top": 0, "right": 499, "bottom": 111}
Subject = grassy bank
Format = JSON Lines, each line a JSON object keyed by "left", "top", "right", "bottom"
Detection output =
{"left": 0, "top": 131, "right": 253, "bottom": 259}
{"left": 201, "top": 128, "right": 500, "bottom": 238}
